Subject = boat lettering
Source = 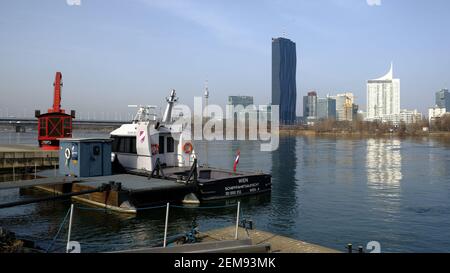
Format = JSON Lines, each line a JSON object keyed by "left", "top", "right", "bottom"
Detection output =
{"left": 225, "top": 183, "right": 260, "bottom": 191}
{"left": 238, "top": 178, "right": 249, "bottom": 183}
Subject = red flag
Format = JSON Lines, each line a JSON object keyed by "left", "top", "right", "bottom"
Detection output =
{"left": 233, "top": 150, "right": 240, "bottom": 172}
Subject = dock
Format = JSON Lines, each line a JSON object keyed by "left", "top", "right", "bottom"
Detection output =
{"left": 109, "top": 226, "right": 340, "bottom": 253}
{"left": 0, "top": 144, "right": 58, "bottom": 171}
{"left": 2, "top": 169, "right": 196, "bottom": 213}
{"left": 199, "top": 226, "right": 341, "bottom": 253}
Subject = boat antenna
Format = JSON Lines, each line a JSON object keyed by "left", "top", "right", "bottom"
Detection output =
{"left": 162, "top": 89, "right": 178, "bottom": 124}
{"left": 128, "top": 105, "right": 157, "bottom": 123}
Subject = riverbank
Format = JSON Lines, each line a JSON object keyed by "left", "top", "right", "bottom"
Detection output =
{"left": 279, "top": 128, "right": 450, "bottom": 139}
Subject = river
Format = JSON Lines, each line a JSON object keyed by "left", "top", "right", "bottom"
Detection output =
{"left": 1, "top": 130, "right": 450, "bottom": 252}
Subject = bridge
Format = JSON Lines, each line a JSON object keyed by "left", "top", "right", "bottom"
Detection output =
{"left": 0, "top": 118, "right": 127, "bottom": 132}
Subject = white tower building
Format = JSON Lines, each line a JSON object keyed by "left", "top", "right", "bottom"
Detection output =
{"left": 367, "top": 63, "right": 400, "bottom": 122}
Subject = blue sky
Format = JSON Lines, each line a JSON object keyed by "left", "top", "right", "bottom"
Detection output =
{"left": 0, "top": 0, "right": 449, "bottom": 119}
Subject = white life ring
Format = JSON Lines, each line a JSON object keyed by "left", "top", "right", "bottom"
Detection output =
{"left": 64, "top": 148, "right": 71, "bottom": 159}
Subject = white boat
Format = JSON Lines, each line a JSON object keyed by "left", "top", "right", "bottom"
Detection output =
{"left": 110, "top": 90, "right": 271, "bottom": 201}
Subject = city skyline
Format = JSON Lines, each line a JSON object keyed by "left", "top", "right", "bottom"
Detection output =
{"left": 1, "top": 0, "right": 449, "bottom": 118}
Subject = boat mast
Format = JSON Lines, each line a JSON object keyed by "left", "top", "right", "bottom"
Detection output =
{"left": 162, "top": 89, "right": 178, "bottom": 124}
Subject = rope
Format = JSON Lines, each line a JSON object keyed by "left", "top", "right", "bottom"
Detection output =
{"left": 76, "top": 203, "right": 238, "bottom": 212}
{"left": 76, "top": 206, "right": 111, "bottom": 211}
{"left": 170, "top": 204, "right": 238, "bottom": 209}
{"left": 45, "top": 206, "right": 71, "bottom": 253}
{"left": 76, "top": 204, "right": 167, "bottom": 211}
{"left": 19, "top": 231, "right": 186, "bottom": 246}
{"left": 137, "top": 205, "right": 168, "bottom": 211}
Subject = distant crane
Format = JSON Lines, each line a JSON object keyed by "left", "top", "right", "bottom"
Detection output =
{"left": 35, "top": 72, "right": 75, "bottom": 150}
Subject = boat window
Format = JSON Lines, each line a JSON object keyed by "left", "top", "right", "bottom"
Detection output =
{"left": 119, "top": 137, "right": 127, "bottom": 153}
{"left": 159, "top": 136, "right": 165, "bottom": 154}
{"left": 130, "top": 137, "right": 136, "bottom": 154}
{"left": 112, "top": 136, "right": 136, "bottom": 154}
{"left": 167, "top": 137, "right": 174, "bottom": 153}
{"left": 112, "top": 136, "right": 120, "bottom": 152}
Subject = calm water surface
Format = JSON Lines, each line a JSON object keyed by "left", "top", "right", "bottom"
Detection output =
{"left": 1, "top": 130, "right": 450, "bottom": 252}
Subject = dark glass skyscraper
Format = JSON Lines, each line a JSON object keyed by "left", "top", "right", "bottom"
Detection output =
{"left": 272, "top": 37, "right": 297, "bottom": 124}
{"left": 435, "top": 89, "right": 450, "bottom": 111}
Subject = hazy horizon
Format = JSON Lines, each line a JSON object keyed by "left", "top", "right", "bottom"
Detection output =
{"left": 1, "top": 0, "right": 449, "bottom": 119}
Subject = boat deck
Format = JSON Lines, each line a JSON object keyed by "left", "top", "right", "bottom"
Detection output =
{"left": 79, "top": 174, "right": 190, "bottom": 192}
{"left": 130, "top": 165, "right": 266, "bottom": 181}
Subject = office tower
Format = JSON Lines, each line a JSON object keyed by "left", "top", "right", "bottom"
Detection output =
{"left": 435, "top": 89, "right": 450, "bottom": 111}
{"left": 317, "top": 97, "right": 336, "bottom": 120}
{"left": 272, "top": 37, "right": 297, "bottom": 124}
{"left": 367, "top": 63, "right": 400, "bottom": 122}
{"left": 303, "top": 91, "right": 317, "bottom": 119}
{"left": 332, "top": 93, "right": 354, "bottom": 121}
{"left": 227, "top": 96, "right": 254, "bottom": 108}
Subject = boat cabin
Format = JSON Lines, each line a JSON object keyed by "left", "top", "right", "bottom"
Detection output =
{"left": 110, "top": 92, "right": 195, "bottom": 172}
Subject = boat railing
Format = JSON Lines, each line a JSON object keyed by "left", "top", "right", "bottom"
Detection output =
{"left": 175, "top": 153, "right": 196, "bottom": 167}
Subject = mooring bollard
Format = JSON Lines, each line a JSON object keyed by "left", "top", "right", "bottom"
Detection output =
{"left": 347, "top": 243, "right": 353, "bottom": 253}
{"left": 235, "top": 201, "right": 241, "bottom": 240}
{"left": 163, "top": 203, "right": 170, "bottom": 248}
{"left": 358, "top": 246, "right": 364, "bottom": 253}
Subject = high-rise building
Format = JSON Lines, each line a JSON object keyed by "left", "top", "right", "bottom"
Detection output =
{"left": 316, "top": 97, "right": 336, "bottom": 120}
{"left": 227, "top": 96, "right": 254, "bottom": 108}
{"left": 367, "top": 63, "right": 400, "bottom": 122}
{"left": 435, "top": 89, "right": 450, "bottom": 111}
{"left": 272, "top": 37, "right": 297, "bottom": 124}
{"left": 332, "top": 93, "right": 354, "bottom": 121}
{"left": 303, "top": 91, "right": 317, "bottom": 119}
{"left": 227, "top": 96, "right": 257, "bottom": 123}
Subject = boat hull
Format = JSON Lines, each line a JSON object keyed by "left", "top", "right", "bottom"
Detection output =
{"left": 197, "top": 173, "right": 272, "bottom": 201}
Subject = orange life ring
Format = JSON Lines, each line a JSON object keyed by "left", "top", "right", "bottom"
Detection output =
{"left": 151, "top": 144, "right": 159, "bottom": 155}
{"left": 183, "top": 142, "right": 193, "bottom": 154}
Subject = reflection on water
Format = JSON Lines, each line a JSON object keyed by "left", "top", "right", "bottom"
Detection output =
{"left": 270, "top": 136, "right": 298, "bottom": 233}
{"left": 2, "top": 132, "right": 450, "bottom": 252}
{"left": 366, "top": 139, "right": 403, "bottom": 190}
